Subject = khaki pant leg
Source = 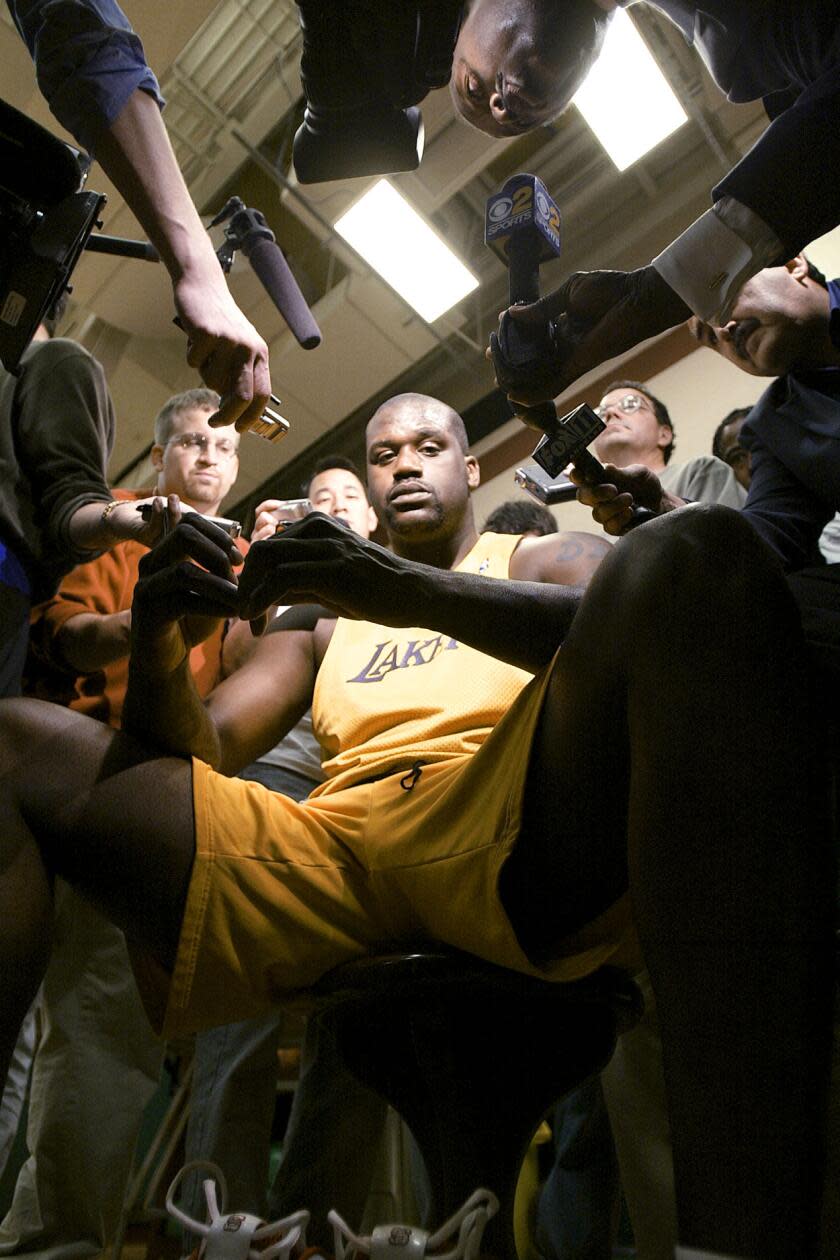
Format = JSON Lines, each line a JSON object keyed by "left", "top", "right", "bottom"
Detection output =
{"left": 600, "top": 968, "right": 677, "bottom": 1260}
{"left": 0, "top": 884, "right": 164, "bottom": 1256}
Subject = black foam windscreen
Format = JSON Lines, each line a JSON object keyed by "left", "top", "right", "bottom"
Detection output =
{"left": 242, "top": 236, "right": 321, "bottom": 350}
{"left": 0, "top": 98, "right": 82, "bottom": 206}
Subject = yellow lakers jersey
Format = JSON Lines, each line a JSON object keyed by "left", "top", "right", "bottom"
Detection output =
{"left": 312, "top": 532, "right": 533, "bottom": 794}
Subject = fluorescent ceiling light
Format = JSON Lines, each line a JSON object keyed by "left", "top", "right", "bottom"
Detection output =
{"left": 334, "top": 179, "right": 479, "bottom": 323}
{"left": 573, "top": 8, "right": 687, "bottom": 171}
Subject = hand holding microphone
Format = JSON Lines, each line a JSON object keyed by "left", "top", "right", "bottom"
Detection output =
{"left": 485, "top": 175, "right": 654, "bottom": 532}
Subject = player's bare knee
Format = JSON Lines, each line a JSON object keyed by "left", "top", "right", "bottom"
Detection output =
{"left": 0, "top": 695, "right": 75, "bottom": 753}
{"left": 622, "top": 503, "right": 775, "bottom": 594}
{"left": 0, "top": 698, "right": 53, "bottom": 778}
{"left": 0, "top": 698, "right": 105, "bottom": 807}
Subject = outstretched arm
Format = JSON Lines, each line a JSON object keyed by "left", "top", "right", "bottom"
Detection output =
{"left": 121, "top": 516, "right": 242, "bottom": 766}
{"left": 237, "top": 517, "right": 611, "bottom": 675}
{"left": 11, "top": 0, "right": 271, "bottom": 430}
{"left": 94, "top": 91, "right": 270, "bottom": 432}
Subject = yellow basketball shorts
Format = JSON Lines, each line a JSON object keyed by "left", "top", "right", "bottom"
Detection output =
{"left": 136, "top": 659, "right": 637, "bottom": 1038}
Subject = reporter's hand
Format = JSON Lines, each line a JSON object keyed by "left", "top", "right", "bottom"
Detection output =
{"left": 174, "top": 261, "right": 271, "bottom": 434}
{"left": 131, "top": 513, "right": 242, "bottom": 677}
{"left": 238, "top": 513, "right": 413, "bottom": 625}
{"left": 91, "top": 89, "right": 271, "bottom": 435}
{"left": 492, "top": 266, "right": 690, "bottom": 405}
{"left": 100, "top": 494, "right": 174, "bottom": 548}
{"left": 569, "top": 462, "right": 667, "bottom": 537}
{"left": 250, "top": 498, "right": 312, "bottom": 543}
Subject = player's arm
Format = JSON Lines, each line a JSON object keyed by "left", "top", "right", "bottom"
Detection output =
{"left": 509, "top": 530, "right": 612, "bottom": 586}
{"left": 237, "top": 516, "right": 611, "bottom": 675}
{"left": 122, "top": 516, "right": 242, "bottom": 766}
{"left": 204, "top": 622, "right": 320, "bottom": 776}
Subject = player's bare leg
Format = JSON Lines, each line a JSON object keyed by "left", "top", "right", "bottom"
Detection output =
{"left": 503, "top": 505, "right": 833, "bottom": 1259}
{"left": 0, "top": 698, "right": 196, "bottom": 1080}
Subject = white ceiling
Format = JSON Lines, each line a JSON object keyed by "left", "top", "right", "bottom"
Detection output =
{"left": 3, "top": 0, "right": 772, "bottom": 514}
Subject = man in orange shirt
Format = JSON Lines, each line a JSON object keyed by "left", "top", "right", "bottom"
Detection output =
{"left": 0, "top": 388, "right": 243, "bottom": 1257}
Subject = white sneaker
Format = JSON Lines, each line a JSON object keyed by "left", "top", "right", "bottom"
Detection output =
{"left": 165, "top": 1160, "right": 310, "bottom": 1260}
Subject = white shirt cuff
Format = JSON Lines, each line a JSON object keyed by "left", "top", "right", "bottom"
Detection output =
{"left": 652, "top": 197, "right": 784, "bottom": 323}
{"left": 675, "top": 1248, "right": 749, "bottom": 1260}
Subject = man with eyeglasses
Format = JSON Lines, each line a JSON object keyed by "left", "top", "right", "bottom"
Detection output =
{"left": 593, "top": 381, "right": 744, "bottom": 510}
{"left": 1, "top": 389, "right": 244, "bottom": 1257}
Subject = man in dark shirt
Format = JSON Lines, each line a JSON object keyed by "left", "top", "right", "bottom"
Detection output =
{"left": 575, "top": 256, "right": 840, "bottom": 560}
{"left": 0, "top": 296, "right": 165, "bottom": 696}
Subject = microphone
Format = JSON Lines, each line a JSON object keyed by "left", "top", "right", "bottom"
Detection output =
{"left": 485, "top": 173, "right": 561, "bottom": 372}
{"left": 210, "top": 198, "right": 322, "bottom": 351}
{"left": 531, "top": 403, "right": 657, "bottom": 531}
{"left": 485, "top": 176, "right": 654, "bottom": 532}
{"left": 239, "top": 235, "right": 321, "bottom": 350}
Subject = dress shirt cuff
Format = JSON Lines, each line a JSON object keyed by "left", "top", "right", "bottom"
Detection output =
{"left": 675, "top": 1250, "right": 744, "bottom": 1260}
{"left": 652, "top": 197, "right": 784, "bottom": 323}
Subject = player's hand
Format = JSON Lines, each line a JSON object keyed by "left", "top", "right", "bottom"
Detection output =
{"left": 174, "top": 259, "right": 271, "bottom": 434}
{"left": 237, "top": 513, "right": 411, "bottom": 624}
{"left": 569, "top": 462, "right": 667, "bottom": 537}
{"left": 491, "top": 267, "right": 690, "bottom": 405}
{"left": 131, "top": 511, "right": 243, "bottom": 676}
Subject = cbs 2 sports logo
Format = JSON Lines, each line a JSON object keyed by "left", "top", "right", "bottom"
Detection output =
{"left": 487, "top": 182, "right": 560, "bottom": 243}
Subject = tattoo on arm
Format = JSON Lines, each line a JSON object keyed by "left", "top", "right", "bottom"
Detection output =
{"left": 553, "top": 538, "right": 583, "bottom": 563}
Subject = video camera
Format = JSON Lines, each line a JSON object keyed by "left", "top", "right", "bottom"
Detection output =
{"left": 292, "top": 0, "right": 465, "bottom": 183}
{"left": 0, "top": 99, "right": 105, "bottom": 373}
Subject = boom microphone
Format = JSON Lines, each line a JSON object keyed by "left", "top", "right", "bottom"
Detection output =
{"left": 239, "top": 235, "right": 321, "bottom": 350}
{"left": 210, "top": 198, "right": 321, "bottom": 351}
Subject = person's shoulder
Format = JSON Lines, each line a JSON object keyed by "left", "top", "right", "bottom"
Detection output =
{"left": 24, "top": 337, "right": 104, "bottom": 378}
{"left": 680, "top": 454, "right": 727, "bottom": 476}
{"left": 664, "top": 455, "right": 744, "bottom": 506}
{"left": 740, "top": 369, "right": 840, "bottom": 447}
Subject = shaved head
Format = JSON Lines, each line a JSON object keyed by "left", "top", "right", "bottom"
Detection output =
{"left": 367, "top": 393, "right": 469, "bottom": 451}
{"left": 364, "top": 392, "right": 480, "bottom": 559}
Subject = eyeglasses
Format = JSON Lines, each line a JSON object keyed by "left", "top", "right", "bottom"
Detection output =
{"left": 593, "top": 394, "right": 649, "bottom": 419}
{"left": 166, "top": 432, "right": 239, "bottom": 460}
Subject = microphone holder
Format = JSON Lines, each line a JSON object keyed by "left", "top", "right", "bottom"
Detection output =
{"left": 208, "top": 195, "right": 272, "bottom": 274}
